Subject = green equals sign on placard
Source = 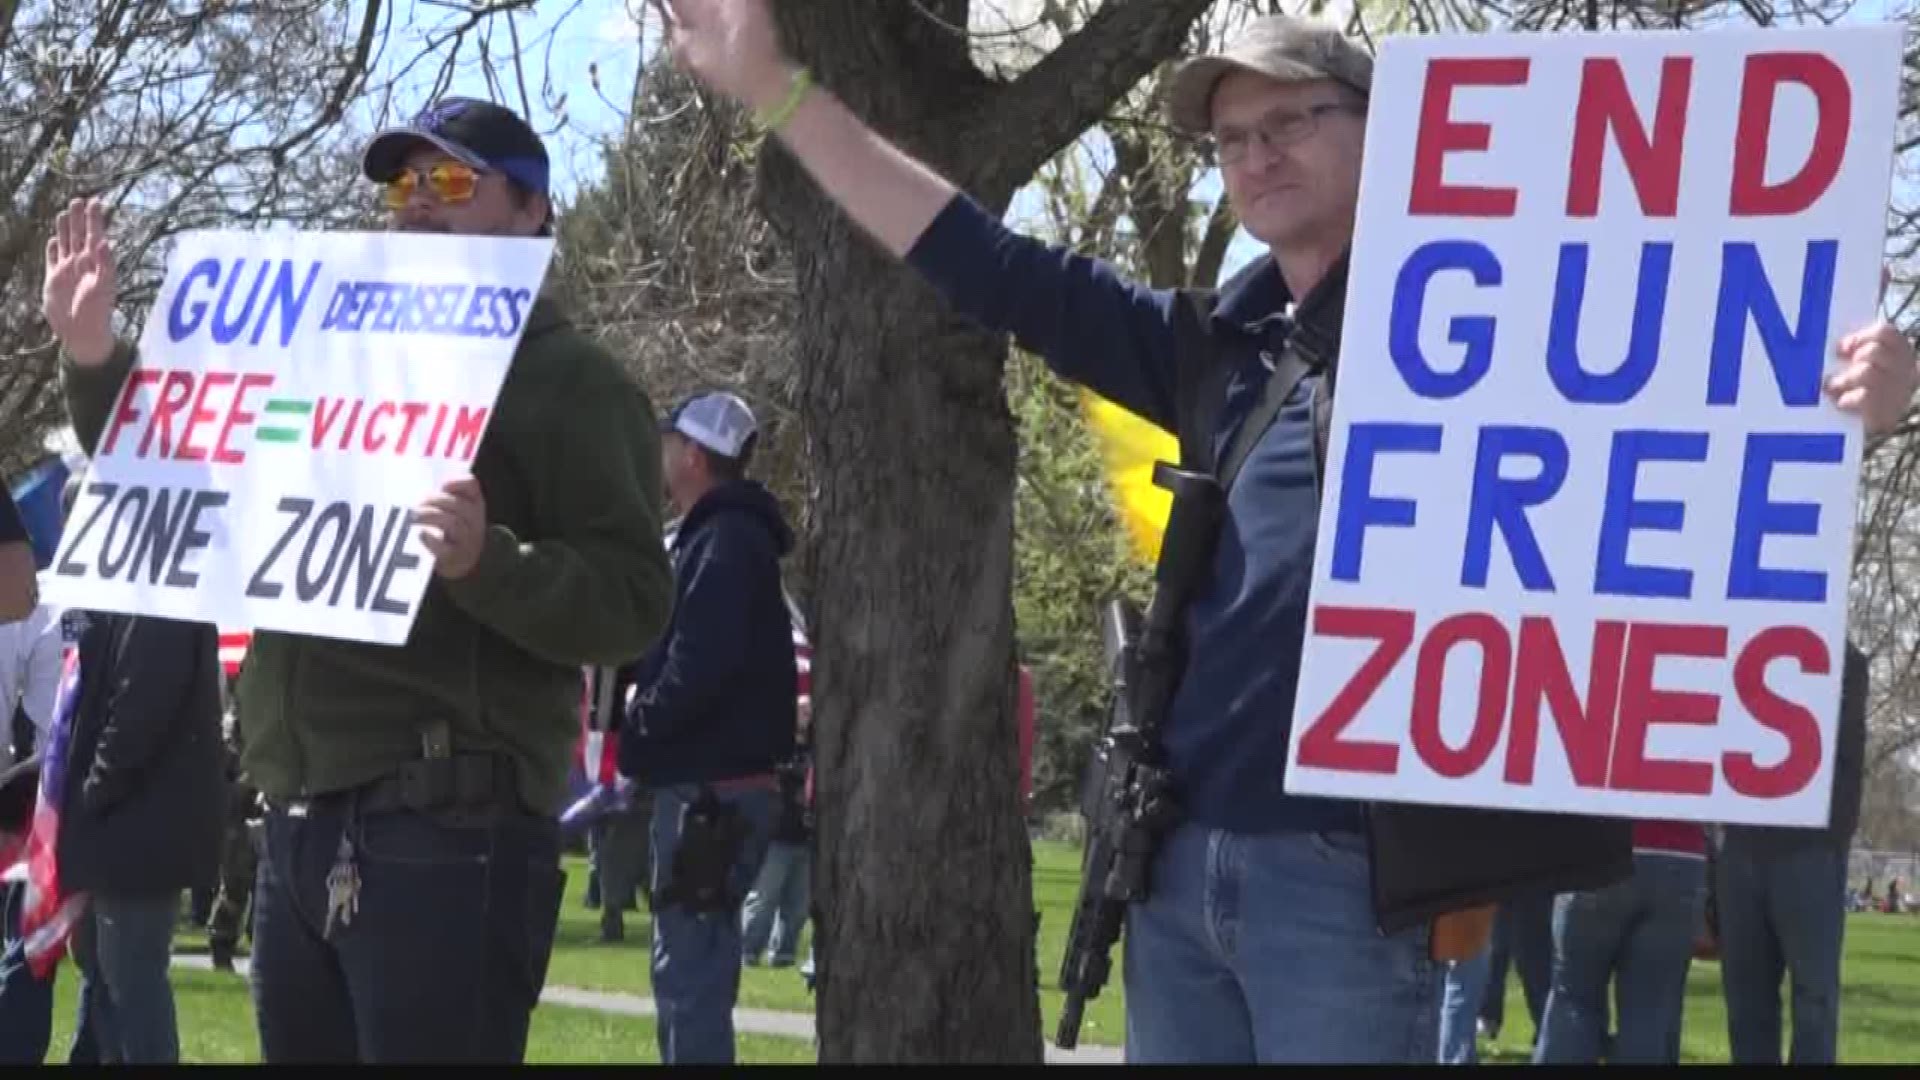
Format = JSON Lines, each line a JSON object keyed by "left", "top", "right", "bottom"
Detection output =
{"left": 258, "top": 399, "right": 312, "bottom": 444}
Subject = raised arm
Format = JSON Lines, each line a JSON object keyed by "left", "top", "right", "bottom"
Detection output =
{"left": 660, "top": 0, "right": 1190, "bottom": 428}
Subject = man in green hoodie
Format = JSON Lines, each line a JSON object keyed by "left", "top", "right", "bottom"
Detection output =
{"left": 40, "top": 97, "right": 674, "bottom": 1062}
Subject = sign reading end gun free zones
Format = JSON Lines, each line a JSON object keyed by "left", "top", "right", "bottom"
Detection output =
{"left": 1285, "top": 25, "right": 1902, "bottom": 829}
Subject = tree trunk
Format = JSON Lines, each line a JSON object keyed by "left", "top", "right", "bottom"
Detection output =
{"left": 755, "top": 0, "right": 1212, "bottom": 1062}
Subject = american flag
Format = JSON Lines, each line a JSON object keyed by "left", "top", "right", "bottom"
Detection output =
{"left": 20, "top": 646, "right": 89, "bottom": 979}
{"left": 793, "top": 617, "right": 811, "bottom": 707}
{"left": 218, "top": 630, "right": 250, "bottom": 679}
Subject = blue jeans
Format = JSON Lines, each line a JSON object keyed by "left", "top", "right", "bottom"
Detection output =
{"left": 1483, "top": 891, "right": 1554, "bottom": 1040}
{"left": 649, "top": 784, "right": 777, "bottom": 1065}
{"left": 0, "top": 881, "right": 57, "bottom": 1063}
{"left": 741, "top": 840, "right": 810, "bottom": 964}
{"left": 1535, "top": 852, "right": 1706, "bottom": 1064}
{"left": 1121, "top": 823, "right": 1440, "bottom": 1063}
{"left": 1714, "top": 834, "right": 1847, "bottom": 1064}
{"left": 1439, "top": 942, "right": 1492, "bottom": 1063}
{"left": 248, "top": 799, "right": 567, "bottom": 1062}
{"left": 69, "top": 891, "right": 182, "bottom": 1063}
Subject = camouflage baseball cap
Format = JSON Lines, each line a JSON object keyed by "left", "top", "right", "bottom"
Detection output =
{"left": 1167, "top": 16, "right": 1373, "bottom": 135}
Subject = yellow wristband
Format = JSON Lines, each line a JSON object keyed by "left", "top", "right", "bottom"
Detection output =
{"left": 756, "top": 67, "right": 813, "bottom": 133}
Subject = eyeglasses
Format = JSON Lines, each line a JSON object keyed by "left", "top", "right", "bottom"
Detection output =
{"left": 380, "top": 162, "right": 484, "bottom": 209}
{"left": 1204, "top": 102, "right": 1357, "bottom": 167}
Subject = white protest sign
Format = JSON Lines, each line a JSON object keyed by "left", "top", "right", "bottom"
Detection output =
{"left": 1283, "top": 25, "right": 1902, "bottom": 828}
{"left": 42, "top": 230, "right": 555, "bottom": 646}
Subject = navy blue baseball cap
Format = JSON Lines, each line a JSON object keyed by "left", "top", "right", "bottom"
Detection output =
{"left": 362, "top": 96, "right": 550, "bottom": 198}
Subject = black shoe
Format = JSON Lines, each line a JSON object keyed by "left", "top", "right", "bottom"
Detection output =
{"left": 210, "top": 942, "right": 235, "bottom": 973}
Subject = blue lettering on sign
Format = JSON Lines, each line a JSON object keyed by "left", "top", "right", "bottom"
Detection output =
{"left": 1707, "top": 240, "right": 1837, "bottom": 408}
{"left": 1388, "top": 240, "right": 1502, "bottom": 400}
{"left": 1727, "top": 432, "right": 1845, "bottom": 604}
{"left": 1331, "top": 422, "right": 1444, "bottom": 582}
{"left": 1594, "top": 429, "right": 1710, "bottom": 600}
{"left": 166, "top": 259, "right": 322, "bottom": 348}
{"left": 316, "top": 280, "right": 532, "bottom": 339}
{"left": 1546, "top": 242, "right": 1672, "bottom": 405}
{"left": 1462, "top": 425, "right": 1568, "bottom": 591}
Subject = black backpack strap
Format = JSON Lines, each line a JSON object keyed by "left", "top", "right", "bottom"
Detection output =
{"left": 1167, "top": 284, "right": 1313, "bottom": 495}
{"left": 1217, "top": 349, "right": 1312, "bottom": 496}
{"left": 1170, "top": 289, "right": 1227, "bottom": 475}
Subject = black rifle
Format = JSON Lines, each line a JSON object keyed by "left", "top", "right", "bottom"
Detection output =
{"left": 1056, "top": 462, "right": 1223, "bottom": 1050}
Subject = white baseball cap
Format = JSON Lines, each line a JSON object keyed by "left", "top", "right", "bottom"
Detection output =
{"left": 662, "top": 390, "right": 758, "bottom": 460}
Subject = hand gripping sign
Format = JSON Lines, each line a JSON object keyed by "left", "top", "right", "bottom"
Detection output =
{"left": 1285, "top": 25, "right": 1903, "bottom": 829}
{"left": 43, "top": 230, "right": 555, "bottom": 647}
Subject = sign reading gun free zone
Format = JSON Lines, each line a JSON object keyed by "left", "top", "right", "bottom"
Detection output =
{"left": 45, "top": 230, "right": 554, "bottom": 646}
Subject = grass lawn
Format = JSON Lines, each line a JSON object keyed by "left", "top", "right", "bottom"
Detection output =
{"left": 1475, "top": 912, "right": 1920, "bottom": 1064}
{"left": 115, "top": 841, "right": 1920, "bottom": 1063}
{"left": 40, "top": 965, "right": 817, "bottom": 1064}
{"left": 535, "top": 837, "right": 1130, "bottom": 1050}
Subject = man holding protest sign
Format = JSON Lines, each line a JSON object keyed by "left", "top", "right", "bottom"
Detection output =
{"left": 656, "top": 0, "right": 1919, "bottom": 1063}
{"left": 39, "top": 97, "right": 674, "bottom": 1063}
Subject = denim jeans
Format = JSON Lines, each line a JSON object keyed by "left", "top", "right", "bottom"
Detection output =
{"left": 741, "top": 840, "right": 810, "bottom": 964}
{"left": 1120, "top": 823, "right": 1440, "bottom": 1063}
{"left": 0, "top": 881, "right": 56, "bottom": 1063}
{"left": 69, "top": 891, "right": 182, "bottom": 1063}
{"left": 1438, "top": 941, "right": 1493, "bottom": 1063}
{"left": 1714, "top": 833, "right": 1848, "bottom": 1064}
{"left": 1482, "top": 891, "right": 1554, "bottom": 1041}
{"left": 248, "top": 799, "right": 567, "bottom": 1062}
{"left": 649, "top": 784, "right": 777, "bottom": 1065}
{"left": 589, "top": 806, "right": 652, "bottom": 937}
{"left": 1535, "top": 852, "right": 1706, "bottom": 1064}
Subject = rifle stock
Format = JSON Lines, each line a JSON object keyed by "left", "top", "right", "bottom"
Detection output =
{"left": 1055, "top": 464, "right": 1222, "bottom": 1050}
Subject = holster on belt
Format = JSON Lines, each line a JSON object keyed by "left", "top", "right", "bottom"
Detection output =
{"left": 358, "top": 722, "right": 519, "bottom": 820}
{"left": 656, "top": 785, "right": 751, "bottom": 916}
{"left": 1430, "top": 904, "right": 1496, "bottom": 962}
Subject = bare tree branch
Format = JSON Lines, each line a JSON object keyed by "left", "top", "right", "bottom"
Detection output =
{"left": 980, "top": 0, "right": 1212, "bottom": 198}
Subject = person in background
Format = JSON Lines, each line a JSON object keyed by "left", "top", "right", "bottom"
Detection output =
{"left": 1479, "top": 896, "right": 1554, "bottom": 1050}
{"left": 1437, "top": 940, "right": 1493, "bottom": 1064}
{"left": 0, "top": 594, "right": 61, "bottom": 773}
{"left": 1533, "top": 820, "right": 1709, "bottom": 1064}
{"left": 619, "top": 389, "right": 797, "bottom": 1064}
{"left": 56, "top": 587, "right": 226, "bottom": 1064}
{"left": 580, "top": 664, "right": 651, "bottom": 943}
{"left": 205, "top": 678, "right": 262, "bottom": 974}
{"left": 741, "top": 696, "right": 812, "bottom": 968}
{"left": 0, "top": 486, "right": 34, "bottom": 625}
{"left": 1715, "top": 645, "right": 1868, "bottom": 1064}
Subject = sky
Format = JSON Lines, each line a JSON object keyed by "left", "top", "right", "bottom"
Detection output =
{"left": 369, "top": 0, "right": 1271, "bottom": 276}
{"left": 369, "top": 0, "right": 1915, "bottom": 289}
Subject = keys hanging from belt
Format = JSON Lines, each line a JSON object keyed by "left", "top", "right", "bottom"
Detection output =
{"left": 324, "top": 833, "right": 361, "bottom": 939}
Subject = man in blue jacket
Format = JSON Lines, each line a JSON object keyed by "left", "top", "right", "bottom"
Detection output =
{"left": 655, "top": 0, "right": 1920, "bottom": 1064}
{"left": 619, "top": 389, "right": 797, "bottom": 1065}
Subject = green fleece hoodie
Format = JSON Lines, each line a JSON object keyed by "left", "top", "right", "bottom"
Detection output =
{"left": 61, "top": 295, "right": 673, "bottom": 815}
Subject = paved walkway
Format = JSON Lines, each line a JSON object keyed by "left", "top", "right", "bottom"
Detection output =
{"left": 172, "top": 955, "right": 1124, "bottom": 1064}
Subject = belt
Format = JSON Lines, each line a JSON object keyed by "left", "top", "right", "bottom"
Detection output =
{"left": 707, "top": 773, "right": 778, "bottom": 796}
{"left": 275, "top": 754, "right": 519, "bottom": 818}
{"left": 361, "top": 753, "right": 519, "bottom": 816}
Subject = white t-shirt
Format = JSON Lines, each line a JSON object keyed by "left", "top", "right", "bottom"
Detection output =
{"left": 0, "top": 599, "right": 64, "bottom": 767}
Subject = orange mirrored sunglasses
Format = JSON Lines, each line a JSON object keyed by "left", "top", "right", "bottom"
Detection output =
{"left": 380, "top": 162, "right": 483, "bottom": 209}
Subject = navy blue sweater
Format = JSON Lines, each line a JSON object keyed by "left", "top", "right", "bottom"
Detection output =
{"left": 0, "top": 487, "right": 24, "bottom": 545}
{"left": 619, "top": 480, "right": 798, "bottom": 788}
{"left": 908, "top": 194, "right": 1361, "bottom": 836}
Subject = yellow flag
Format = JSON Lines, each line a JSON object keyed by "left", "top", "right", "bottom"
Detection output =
{"left": 1078, "top": 389, "right": 1180, "bottom": 564}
